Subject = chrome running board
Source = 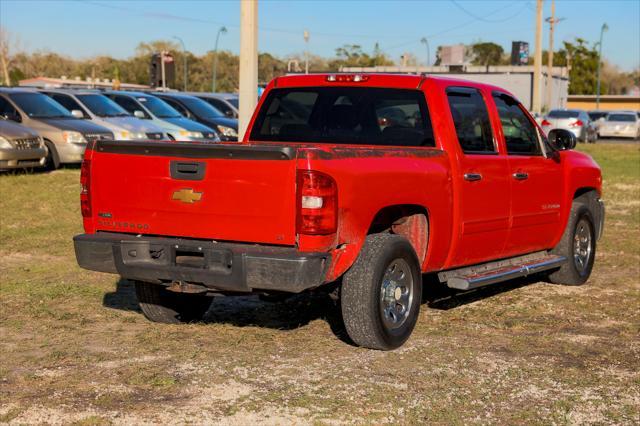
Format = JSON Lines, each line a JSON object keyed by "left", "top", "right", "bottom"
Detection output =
{"left": 438, "top": 251, "right": 566, "bottom": 291}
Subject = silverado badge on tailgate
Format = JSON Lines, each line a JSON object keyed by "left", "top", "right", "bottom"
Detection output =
{"left": 172, "top": 188, "right": 203, "bottom": 204}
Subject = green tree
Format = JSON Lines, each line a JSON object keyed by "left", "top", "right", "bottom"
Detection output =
{"left": 563, "top": 38, "right": 601, "bottom": 95}
{"left": 470, "top": 42, "right": 504, "bottom": 67}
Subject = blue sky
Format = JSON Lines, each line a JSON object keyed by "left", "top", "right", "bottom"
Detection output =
{"left": 1, "top": 0, "right": 639, "bottom": 71}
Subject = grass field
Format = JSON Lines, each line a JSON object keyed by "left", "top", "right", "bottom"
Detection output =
{"left": 1, "top": 144, "right": 639, "bottom": 425}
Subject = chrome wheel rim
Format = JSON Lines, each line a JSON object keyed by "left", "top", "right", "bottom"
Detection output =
{"left": 379, "top": 258, "right": 414, "bottom": 330}
{"left": 573, "top": 218, "right": 593, "bottom": 274}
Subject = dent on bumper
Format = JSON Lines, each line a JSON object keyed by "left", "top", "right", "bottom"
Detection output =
{"left": 74, "top": 233, "right": 330, "bottom": 293}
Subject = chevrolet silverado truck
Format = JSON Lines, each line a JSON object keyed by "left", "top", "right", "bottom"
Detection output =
{"left": 74, "top": 74, "right": 604, "bottom": 350}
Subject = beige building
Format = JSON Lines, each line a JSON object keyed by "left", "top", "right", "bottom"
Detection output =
{"left": 567, "top": 95, "right": 640, "bottom": 111}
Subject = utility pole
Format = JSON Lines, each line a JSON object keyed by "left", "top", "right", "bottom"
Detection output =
{"left": 532, "top": 0, "right": 544, "bottom": 114}
{"left": 212, "top": 26, "right": 227, "bottom": 92}
{"left": 545, "top": 0, "right": 564, "bottom": 111}
{"left": 596, "top": 23, "right": 608, "bottom": 110}
{"left": 173, "top": 36, "right": 187, "bottom": 91}
{"left": 238, "top": 0, "right": 258, "bottom": 141}
{"left": 161, "top": 51, "right": 167, "bottom": 90}
{"left": 304, "top": 30, "right": 310, "bottom": 74}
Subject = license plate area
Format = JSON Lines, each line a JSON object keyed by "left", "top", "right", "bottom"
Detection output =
{"left": 120, "top": 240, "right": 233, "bottom": 275}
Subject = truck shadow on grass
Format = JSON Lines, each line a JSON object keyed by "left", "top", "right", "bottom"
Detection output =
{"left": 103, "top": 274, "right": 543, "bottom": 344}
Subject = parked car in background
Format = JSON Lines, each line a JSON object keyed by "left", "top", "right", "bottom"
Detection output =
{"left": 40, "top": 90, "right": 167, "bottom": 141}
{"left": 598, "top": 111, "right": 640, "bottom": 139}
{"left": 541, "top": 109, "right": 597, "bottom": 143}
{"left": 0, "top": 117, "right": 47, "bottom": 170}
{"left": 187, "top": 92, "right": 239, "bottom": 118}
{"left": 588, "top": 110, "right": 609, "bottom": 136}
{"left": 104, "top": 91, "right": 219, "bottom": 142}
{"left": 153, "top": 92, "right": 238, "bottom": 141}
{"left": 0, "top": 88, "right": 113, "bottom": 169}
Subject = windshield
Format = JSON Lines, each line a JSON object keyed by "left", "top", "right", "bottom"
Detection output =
{"left": 251, "top": 87, "right": 435, "bottom": 147}
{"left": 137, "top": 96, "right": 181, "bottom": 118}
{"left": 548, "top": 110, "right": 580, "bottom": 119}
{"left": 9, "top": 92, "right": 74, "bottom": 118}
{"left": 77, "top": 94, "right": 130, "bottom": 117}
{"left": 607, "top": 113, "right": 636, "bottom": 122}
{"left": 180, "top": 96, "right": 223, "bottom": 118}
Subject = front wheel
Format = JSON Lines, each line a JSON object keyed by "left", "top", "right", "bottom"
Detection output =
{"left": 548, "top": 200, "right": 597, "bottom": 286}
{"left": 134, "top": 281, "right": 213, "bottom": 323}
{"left": 341, "top": 234, "right": 422, "bottom": 350}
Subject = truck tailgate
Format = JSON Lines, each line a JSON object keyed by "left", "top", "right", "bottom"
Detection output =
{"left": 89, "top": 141, "right": 298, "bottom": 245}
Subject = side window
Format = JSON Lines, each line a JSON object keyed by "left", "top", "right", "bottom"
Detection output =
{"left": 492, "top": 93, "right": 541, "bottom": 155}
{"left": 446, "top": 87, "right": 495, "bottom": 153}
{"left": 210, "top": 98, "right": 232, "bottom": 116}
{"left": 0, "top": 96, "right": 18, "bottom": 117}
{"left": 163, "top": 98, "right": 188, "bottom": 117}
{"left": 111, "top": 95, "right": 147, "bottom": 118}
{"left": 50, "top": 94, "right": 87, "bottom": 117}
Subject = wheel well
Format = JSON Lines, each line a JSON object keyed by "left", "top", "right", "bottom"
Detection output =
{"left": 368, "top": 205, "right": 429, "bottom": 263}
{"left": 574, "top": 187, "right": 598, "bottom": 200}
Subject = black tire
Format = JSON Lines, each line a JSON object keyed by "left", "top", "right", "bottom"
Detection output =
{"left": 44, "top": 140, "right": 60, "bottom": 170}
{"left": 134, "top": 281, "right": 213, "bottom": 324}
{"left": 548, "top": 198, "right": 597, "bottom": 286}
{"left": 341, "top": 233, "right": 422, "bottom": 350}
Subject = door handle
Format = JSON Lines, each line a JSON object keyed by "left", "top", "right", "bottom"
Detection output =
{"left": 464, "top": 173, "right": 482, "bottom": 182}
{"left": 513, "top": 172, "right": 529, "bottom": 180}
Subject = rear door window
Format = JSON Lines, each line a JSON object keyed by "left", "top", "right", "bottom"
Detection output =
{"left": 446, "top": 87, "right": 495, "bottom": 153}
{"left": 251, "top": 87, "right": 435, "bottom": 147}
{"left": 492, "top": 93, "right": 541, "bottom": 155}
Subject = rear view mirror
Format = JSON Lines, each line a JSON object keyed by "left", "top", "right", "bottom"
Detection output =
{"left": 71, "top": 109, "right": 84, "bottom": 119}
{"left": 548, "top": 128, "right": 577, "bottom": 151}
{"left": 134, "top": 110, "right": 146, "bottom": 119}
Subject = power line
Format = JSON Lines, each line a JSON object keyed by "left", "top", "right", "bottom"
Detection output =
{"left": 449, "top": 0, "right": 531, "bottom": 24}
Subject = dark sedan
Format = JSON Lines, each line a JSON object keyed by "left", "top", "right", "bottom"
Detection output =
{"left": 153, "top": 93, "right": 238, "bottom": 141}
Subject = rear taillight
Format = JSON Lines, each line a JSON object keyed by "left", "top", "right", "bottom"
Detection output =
{"left": 570, "top": 119, "right": 584, "bottom": 127}
{"left": 541, "top": 119, "right": 551, "bottom": 126}
{"left": 80, "top": 159, "right": 91, "bottom": 218}
{"left": 296, "top": 170, "right": 337, "bottom": 235}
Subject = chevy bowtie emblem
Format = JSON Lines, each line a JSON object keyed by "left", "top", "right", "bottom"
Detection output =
{"left": 172, "top": 188, "right": 203, "bottom": 204}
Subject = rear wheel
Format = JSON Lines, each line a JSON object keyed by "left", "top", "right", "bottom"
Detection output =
{"left": 341, "top": 234, "right": 422, "bottom": 350}
{"left": 548, "top": 199, "right": 597, "bottom": 286}
{"left": 134, "top": 281, "right": 213, "bottom": 323}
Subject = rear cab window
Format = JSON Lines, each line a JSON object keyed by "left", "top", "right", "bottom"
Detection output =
{"left": 445, "top": 87, "right": 495, "bottom": 154}
{"left": 250, "top": 87, "right": 435, "bottom": 147}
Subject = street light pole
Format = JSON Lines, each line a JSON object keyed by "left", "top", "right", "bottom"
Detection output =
{"left": 172, "top": 36, "right": 187, "bottom": 91}
{"left": 420, "top": 37, "right": 430, "bottom": 68}
{"left": 212, "top": 26, "right": 228, "bottom": 92}
{"left": 596, "top": 23, "right": 608, "bottom": 110}
{"left": 304, "top": 30, "right": 310, "bottom": 74}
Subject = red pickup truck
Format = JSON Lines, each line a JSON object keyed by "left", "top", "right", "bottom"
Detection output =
{"left": 74, "top": 74, "right": 604, "bottom": 350}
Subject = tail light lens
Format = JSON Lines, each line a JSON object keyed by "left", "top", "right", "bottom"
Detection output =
{"left": 326, "top": 74, "right": 369, "bottom": 83}
{"left": 541, "top": 119, "right": 551, "bottom": 126}
{"left": 296, "top": 170, "right": 337, "bottom": 235}
{"left": 80, "top": 159, "right": 91, "bottom": 218}
{"left": 570, "top": 119, "right": 584, "bottom": 127}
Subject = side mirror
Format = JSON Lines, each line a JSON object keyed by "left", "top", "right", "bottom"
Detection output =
{"left": 548, "top": 128, "right": 577, "bottom": 151}
{"left": 133, "top": 110, "right": 146, "bottom": 119}
{"left": 224, "top": 110, "right": 234, "bottom": 118}
{"left": 71, "top": 109, "right": 84, "bottom": 119}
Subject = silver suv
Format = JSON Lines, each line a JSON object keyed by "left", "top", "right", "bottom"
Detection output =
{"left": 41, "top": 90, "right": 167, "bottom": 141}
{"left": 0, "top": 88, "right": 113, "bottom": 169}
{"left": 0, "top": 118, "right": 47, "bottom": 170}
